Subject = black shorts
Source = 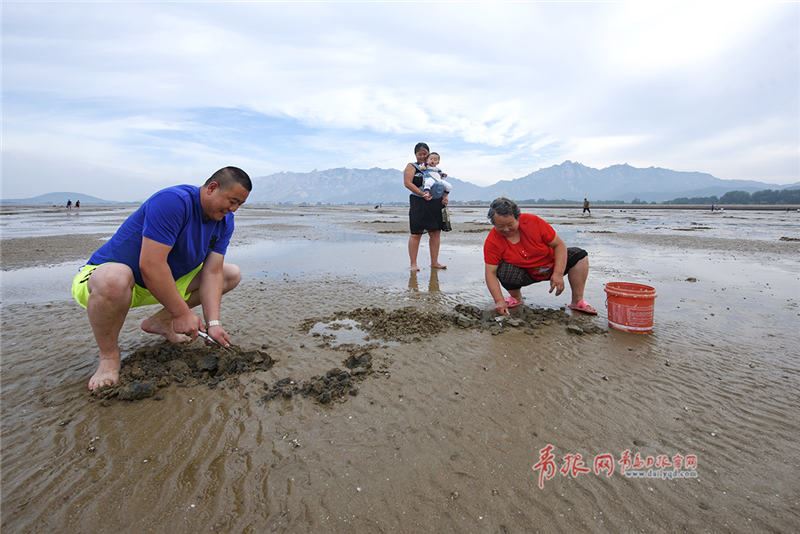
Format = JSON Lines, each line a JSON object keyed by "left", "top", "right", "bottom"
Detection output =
{"left": 409, "top": 194, "right": 444, "bottom": 235}
{"left": 496, "top": 247, "right": 588, "bottom": 290}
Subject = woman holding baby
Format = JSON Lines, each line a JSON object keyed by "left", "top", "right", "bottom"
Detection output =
{"left": 404, "top": 142, "right": 450, "bottom": 272}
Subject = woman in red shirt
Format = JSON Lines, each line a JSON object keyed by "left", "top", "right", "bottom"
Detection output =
{"left": 483, "top": 197, "right": 597, "bottom": 316}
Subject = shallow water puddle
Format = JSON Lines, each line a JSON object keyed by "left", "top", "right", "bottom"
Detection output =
{"left": 308, "top": 318, "right": 374, "bottom": 347}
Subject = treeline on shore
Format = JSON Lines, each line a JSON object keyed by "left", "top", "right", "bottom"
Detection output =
{"left": 479, "top": 188, "right": 800, "bottom": 206}
{"left": 662, "top": 189, "right": 800, "bottom": 205}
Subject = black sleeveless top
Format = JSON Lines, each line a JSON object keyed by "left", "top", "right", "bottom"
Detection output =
{"left": 410, "top": 163, "right": 424, "bottom": 188}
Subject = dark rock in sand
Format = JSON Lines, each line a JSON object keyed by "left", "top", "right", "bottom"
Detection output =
{"left": 454, "top": 304, "right": 483, "bottom": 319}
{"left": 168, "top": 360, "right": 191, "bottom": 375}
{"left": 196, "top": 354, "right": 219, "bottom": 373}
{"left": 567, "top": 325, "right": 585, "bottom": 335}
{"left": 129, "top": 366, "right": 145, "bottom": 380}
{"left": 117, "top": 381, "right": 156, "bottom": 401}
{"left": 344, "top": 352, "right": 373, "bottom": 370}
{"left": 455, "top": 314, "right": 475, "bottom": 328}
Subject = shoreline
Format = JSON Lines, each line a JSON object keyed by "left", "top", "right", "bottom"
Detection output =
{"left": 4, "top": 203, "right": 800, "bottom": 212}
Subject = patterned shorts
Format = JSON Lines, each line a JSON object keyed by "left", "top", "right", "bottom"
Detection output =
{"left": 496, "top": 247, "right": 588, "bottom": 290}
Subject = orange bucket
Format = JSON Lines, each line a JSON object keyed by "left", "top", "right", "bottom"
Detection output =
{"left": 604, "top": 282, "right": 657, "bottom": 334}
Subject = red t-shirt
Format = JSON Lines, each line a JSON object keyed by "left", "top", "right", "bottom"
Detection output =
{"left": 483, "top": 213, "right": 557, "bottom": 281}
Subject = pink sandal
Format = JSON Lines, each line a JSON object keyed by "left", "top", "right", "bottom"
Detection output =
{"left": 569, "top": 299, "right": 597, "bottom": 315}
{"left": 504, "top": 296, "right": 522, "bottom": 308}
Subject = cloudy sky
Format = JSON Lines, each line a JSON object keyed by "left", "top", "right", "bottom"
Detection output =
{"left": 2, "top": 2, "right": 798, "bottom": 200}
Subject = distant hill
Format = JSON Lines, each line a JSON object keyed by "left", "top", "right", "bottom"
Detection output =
{"left": 249, "top": 162, "right": 792, "bottom": 203}
{"left": 5, "top": 165, "right": 796, "bottom": 205}
{"left": 487, "top": 161, "right": 787, "bottom": 202}
{"left": 248, "top": 167, "right": 489, "bottom": 204}
{"left": 1, "top": 192, "right": 119, "bottom": 205}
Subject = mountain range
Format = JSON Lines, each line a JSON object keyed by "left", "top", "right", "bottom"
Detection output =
{"left": 3, "top": 163, "right": 798, "bottom": 204}
{"left": 0, "top": 191, "right": 123, "bottom": 205}
{"left": 248, "top": 162, "right": 797, "bottom": 203}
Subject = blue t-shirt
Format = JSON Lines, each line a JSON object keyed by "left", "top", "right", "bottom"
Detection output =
{"left": 88, "top": 185, "right": 235, "bottom": 287}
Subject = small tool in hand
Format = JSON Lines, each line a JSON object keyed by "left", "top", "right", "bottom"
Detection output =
{"left": 197, "top": 330, "right": 232, "bottom": 351}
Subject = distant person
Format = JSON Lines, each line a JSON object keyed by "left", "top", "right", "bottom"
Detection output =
{"left": 484, "top": 197, "right": 597, "bottom": 316}
{"left": 420, "top": 152, "right": 453, "bottom": 199}
{"left": 66, "top": 199, "right": 72, "bottom": 211}
{"left": 583, "top": 197, "right": 591, "bottom": 214}
{"left": 71, "top": 166, "right": 251, "bottom": 391}
{"left": 75, "top": 199, "right": 80, "bottom": 209}
{"left": 404, "top": 142, "right": 449, "bottom": 271}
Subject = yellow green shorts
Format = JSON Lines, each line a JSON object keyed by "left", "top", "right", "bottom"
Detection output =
{"left": 71, "top": 263, "right": 203, "bottom": 309}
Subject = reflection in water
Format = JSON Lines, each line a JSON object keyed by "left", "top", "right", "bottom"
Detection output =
{"left": 408, "top": 269, "right": 441, "bottom": 294}
{"left": 408, "top": 271, "right": 418, "bottom": 292}
{"left": 428, "top": 268, "right": 440, "bottom": 293}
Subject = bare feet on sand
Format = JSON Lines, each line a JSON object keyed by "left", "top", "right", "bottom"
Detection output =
{"left": 88, "top": 357, "right": 120, "bottom": 391}
{"left": 431, "top": 263, "right": 447, "bottom": 269}
{"left": 140, "top": 316, "right": 191, "bottom": 343}
{"left": 410, "top": 264, "right": 421, "bottom": 272}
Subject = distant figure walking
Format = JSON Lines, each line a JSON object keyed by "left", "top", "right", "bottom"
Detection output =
{"left": 66, "top": 199, "right": 72, "bottom": 211}
{"left": 583, "top": 197, "right": 591, "bottom": 215}
{"left": 711, "top": 204, "right": 715, "bottom": 212}
{"left": 75, "top": 200, "right": 81, "bottom": 209}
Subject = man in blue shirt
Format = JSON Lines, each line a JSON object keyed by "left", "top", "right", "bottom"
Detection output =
{"left": 71, "top": 166, "right": 252, "bottom": 391}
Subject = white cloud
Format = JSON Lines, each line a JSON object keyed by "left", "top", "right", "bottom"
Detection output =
{"left": 1, "top": 2, "right": 798, "bottom": 199}
{"left": 601, "top": 2, "right": 777, "bottom": 74}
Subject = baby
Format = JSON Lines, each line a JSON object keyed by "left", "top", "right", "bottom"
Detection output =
{"left": 421, "top": 152, "right": 453, "bottom": 199}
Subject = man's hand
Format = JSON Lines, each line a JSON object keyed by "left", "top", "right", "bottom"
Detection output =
{"left": 442, "top": 194, "right": 449, "bottom": 206}
{"left": 549, "top": 274, "right": 565, "bottom": 296}
{"left": 422, "top": 191, "right": 432, "bottom": 201}
{"left": 207, "top": 324, "right": 231, "bottom": 347}
{"left": 172, "top": 311, "right": 203, "bottom": 339}
{"left": 494, "top": 300, "right": 510, "bottom": 315}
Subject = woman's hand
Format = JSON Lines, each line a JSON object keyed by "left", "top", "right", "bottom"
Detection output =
{"left": 442, "top": 194, "right": 449, "bottom": 206}
{"left": 549, "top": 273, "right": 565, "bottom": 296}
{"left": 422, "top": 191, "right": 432, "bottom": 201}
{"left": 494, "top": 300, "right": 510, "bottom": 315}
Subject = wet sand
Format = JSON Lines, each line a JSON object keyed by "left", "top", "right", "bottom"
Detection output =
{"left": 2, "top": 206, "right": 799, "bottom": 533}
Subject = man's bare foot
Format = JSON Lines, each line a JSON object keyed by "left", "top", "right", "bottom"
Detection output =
{"left": 431, "top": 263, "right": 447, "bottom": 269}
{"left": 88, "top": 357, "right": 120, "bottom": 391}
{"left": 410, "top": 264, "right": 421, "bottom": 272}
{"left": 141, "top": 316, "right": 191, "bottom": 343}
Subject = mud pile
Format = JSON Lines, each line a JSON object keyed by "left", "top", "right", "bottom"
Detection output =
{"left": 263, "top": 351, "right": 374, "bottom": 405}
{"left": 452, "top": 303, "right": 606, "bottom": 335}
{"left": 301, "top": 307, "right": 453, "bottom": 342}
{"left": 92, "top": 343, "right": 274, "bottom": 403}
{"left": 303, "top": 303, "right": 605, "bottom": 344}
